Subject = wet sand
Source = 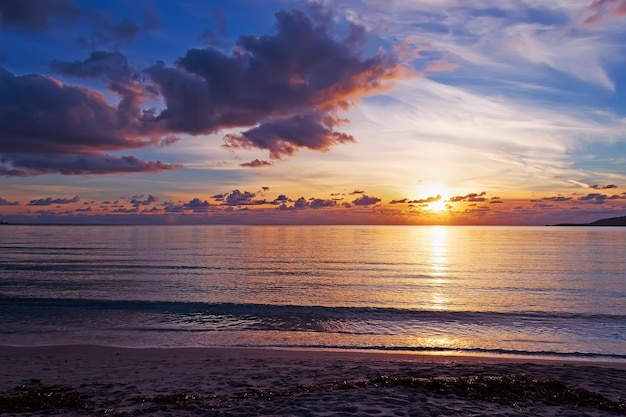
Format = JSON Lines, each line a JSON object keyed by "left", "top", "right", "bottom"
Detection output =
{"left": 1, "top": 345, "right": 625, "bottom": 416}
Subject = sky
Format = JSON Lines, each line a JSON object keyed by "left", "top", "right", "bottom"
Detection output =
{"left": 1, "top": 0, "right": 626, "bottom": 225}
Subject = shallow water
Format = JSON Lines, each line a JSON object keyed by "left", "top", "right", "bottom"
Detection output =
{"left": 1, "top": 225, "right": 625, "bottom": 359}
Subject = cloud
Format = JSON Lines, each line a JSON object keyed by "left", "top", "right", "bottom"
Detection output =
{"left": 0, "top": 0, "right": 82, "bottom": 31}
{"left": 344, "top": 1, "right": 617, "bottom": 90}
{"left": 183, "top": 198, "right": 211, "bottom": 212}
{"left": 578, "top": 193, "right": 607, "bottom": 203}
{"left": 51, "top": 51, "right": 155, "bottom": 127}
{"left": 589, "top": 184, "right": 618, "bottom": 189}
{"left": 448, "top": 192, "right": 487, "bottom": 202}
{"left": 147, "top": 9, "right": 401, "bottom": 159}
{"left": 389, "top": 198, "right": 408, "bottom": 204}
{"left": 584, "top": 0, "right": 626, "bottom": 25}
{"left": 214, "top": 189, "right": 267, "bottom": 206}
{"left": 224, "top": 112, "right": 355, "bottom": 159}
{"left": 0, "top": 67, "right": 179, "bottom": 176}
{"left": 530, "top": 195, "right": 572, "bottom": 202}
{"left": 0, "top": 196, "right": 18, "bottom": 206}
{"left": 309, "top": 198, "right": 337, "bottom": 209}
{"left": 293, "top": 197, "right": 308, "bottom": 209}
{"left": 578, "top": 192, "right": 626, "bottom": 203}
{"left": 28, "top": 195, "right": 80, "bottom": 206}
{"left": 2, "top": 154, "right": 180, "bottom": 176}
{"left": 352, "top": 195, "right": 381, "bottom": 206}
{"left": 129, "top": 194, "right": 158, "bottom": 206}
{"left": 274, "top": 194, "right": 290, "bottom": 203}
{"left": 240, "top": 159, "right": 273, "bottom": 168}
{"left": 409, "top": 195, "right": 441, "bottom": 204}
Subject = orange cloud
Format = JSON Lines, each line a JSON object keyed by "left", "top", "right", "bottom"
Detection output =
{"left": 584, "top": 0, "right": 626, "bottom": 25}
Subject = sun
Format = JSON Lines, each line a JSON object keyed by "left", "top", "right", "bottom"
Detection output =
{"left": 420, "top": 184, "right": 450, "bottom": 212}
{"left": 427, "top": 199, "right": 448, "bottom": 212}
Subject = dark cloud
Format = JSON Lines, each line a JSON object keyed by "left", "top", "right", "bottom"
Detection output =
{"left": 309, "top": 198, "right": 336, "bottom": 209}
{"left": 183, "top": 198, "right": 211, "bottom": 212}
{"left": 240, "top": 159, "right": 273, "bottom": 168}
{"left": 0, "top": 0, "right": 82, "bottom": 31}
{"left": 294, "top": 197, "right": 308, "bottom": 209}
{"left": 589, "top": 184, "right": 618, "bottom": 189}
{"left": 409, "top": 195, "right": 441, "bottom": 204}
{"left": 2, "top": 8, "right": 401, "bottom": 179}
{"left": 274, "top": 194, "right": 291, "bottom": 203}
{"left": 0, "top": 67, "right": 144, "bottom": 153}
{"left": 216, "top": 189, "right": 267, "bottom": 206}
{"left": 51, "top": 51, "right": 155, "bottom": 127}
{"left": 350, "top": 190, "right": 365, "bottom": 194}
{"left": 147, "top": 9, "right": 400, "bottom": 158}
{"left": 448, "top": 192, "right": 487, "bottom": 202}
{"left": 163, "top": 202, "right": 184, "bottom": 213}
{"left": 0, "top": 196, "right": 18, "bottom": 205}
{"left": 28, "top": 195, "right": 80, "bottom": 206}
{"left": 2, "top": 154, "right": 180, "bottom": 176}
{"left": 578, "top": 193, "right": 607, "bottom": 204}
{"left": 223, "top": 112, "right": 354, "bottom": 158}
{"left": 352, "top": 195, "right": 381, "bottom": 206}
{"left": 530, "top": 195, "right": 572, "bottom": 202}
{"left": 162, "top": 198, "right": 211, "bottom": 213}
{"left": 130, "top": 194, "right": 158, "bottom": 206}
{"left": 389, "top": 198, "right": 408, "bottom": 204}
{"left": 51, "top": 50, "right": 133, "bottom": 81}
{"left": 0, "top": 67, "right": 178, "bottom": 176}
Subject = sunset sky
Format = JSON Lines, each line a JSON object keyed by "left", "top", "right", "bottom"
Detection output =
{"left": 1, "top": 0, "right": 626, "bottom": 225}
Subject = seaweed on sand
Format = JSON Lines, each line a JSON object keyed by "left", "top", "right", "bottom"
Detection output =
{"left": 1, "top": 374, "right": 624, "bottom": 415}
{"left": 0, "top": 380, "right": 91, "bottom": 413}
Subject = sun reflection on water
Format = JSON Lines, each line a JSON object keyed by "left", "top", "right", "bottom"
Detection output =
{"left": 429, "top": 226, "right": 448, "bottom": 310}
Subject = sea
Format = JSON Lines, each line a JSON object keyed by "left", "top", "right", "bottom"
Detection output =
{"left": 1, "top": 225, "right": 625, "bottom": 361}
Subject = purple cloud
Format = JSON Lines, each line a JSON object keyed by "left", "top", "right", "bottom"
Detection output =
{"left": 352, "top": 195, "right": 381, "bottom": 206}
{"left": 409, "top": 195, "right": 441, "bottom": 204}
{"left": 224, "top": 112, "right": 354, "bottom": 159}
{"left": 28, "top": 195, "right": 80, "bottom": 206}
{"left": 449, "top": 192, "right": 487, "bottom": 202}
{"left": 530, "top": 195, "right": 572, "bottom": 202}
{"left": 147, "top": 9, "right": 400, "bottom": 158}
{"left": 309, "top": 198, "right": 337, "bottom": 209}
{"left": 240, "top": 159, "right": 273, "bottom": 168}
{"left": 130, "top": 194, "right": 158, "bottom": 206}
{"left": 0, "top": 67, "right": 179, "bottom": 176}
{"left": 0, "top": 196, "right": 18, "bottom": 206}
{"left": 589, "top": 184, "right": 618, "bottom": 189}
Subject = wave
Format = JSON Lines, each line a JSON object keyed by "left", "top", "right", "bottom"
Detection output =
{"left": 2, "top": 294, "right": 624, "bottom": 323}
{"left": 2, "top": 295, "right": 625, "bottom": 359}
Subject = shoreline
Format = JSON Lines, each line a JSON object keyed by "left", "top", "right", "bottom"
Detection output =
{"left": 3, "top": 343, "right": 626, "bottom": 366}
{"left": 2, "top": 345, "right": 625, "bottom": 416}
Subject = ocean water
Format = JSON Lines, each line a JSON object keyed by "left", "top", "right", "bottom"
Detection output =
{"left": 1, "top": 225, "right": 625, "bottom": 360}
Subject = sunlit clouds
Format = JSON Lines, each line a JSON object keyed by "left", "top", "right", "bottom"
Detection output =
{"left": 1, "top": 0, "right": 626, "bottom": 225}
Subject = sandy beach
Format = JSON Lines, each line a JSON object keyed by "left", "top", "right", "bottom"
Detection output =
{"left": 1, "top": 346, "right": 625, "bottom": 416}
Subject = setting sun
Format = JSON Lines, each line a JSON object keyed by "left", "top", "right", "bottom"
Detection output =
{"left": 427, "top": 200, "right": 448, "bottom": 212}
{"left": 418, "top": 184, "right": 450, "bottom": 212}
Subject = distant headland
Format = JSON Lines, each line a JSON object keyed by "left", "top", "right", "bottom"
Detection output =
{"left": 554, "top": 215, "right": 626, "bottom": 226}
